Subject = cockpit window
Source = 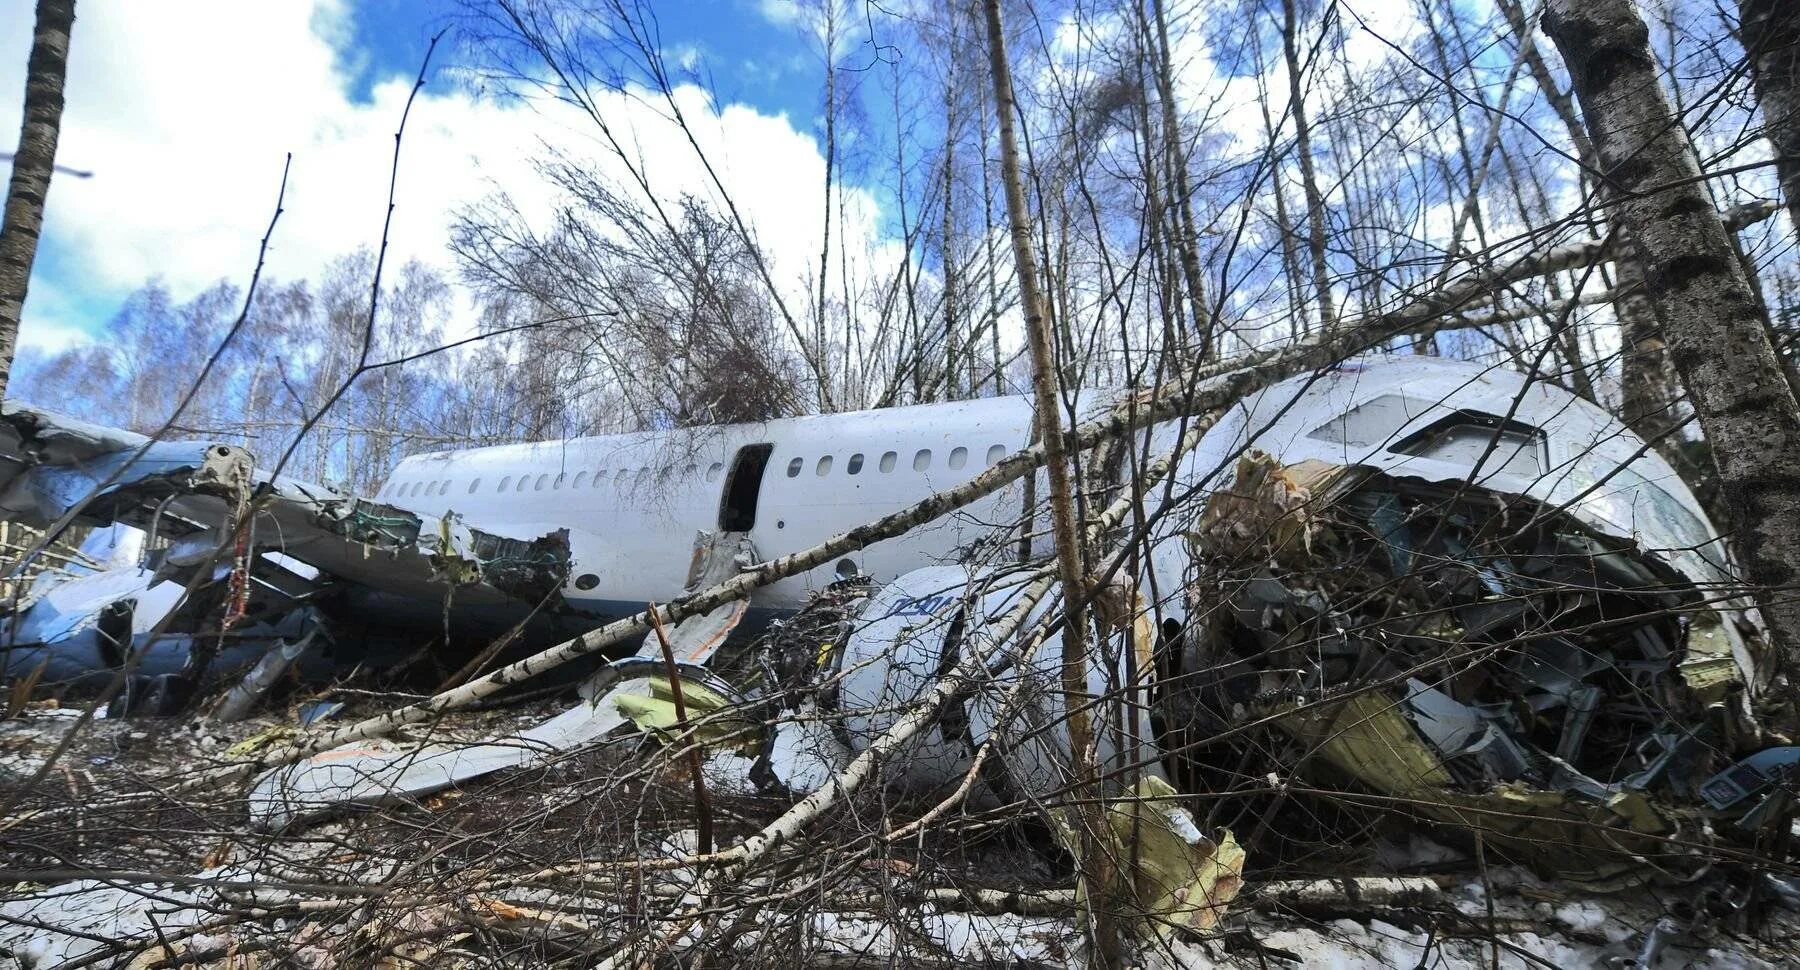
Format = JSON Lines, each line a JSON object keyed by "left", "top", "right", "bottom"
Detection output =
{"left": 1306, "top": 394, "right": 1432, "bottom": 448}
{"left": 1391, "top": 411, "right": 1546, "bottom": 479}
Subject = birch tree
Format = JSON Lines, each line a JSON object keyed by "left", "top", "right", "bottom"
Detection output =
{"left": 983, "top": 0, "right": 1117, "bottom": 960}
{"left": 1739, "top": 0, "right": 1800, "bottom": 240}
{"left": 1545, "top": 0, "right": 1800, "bottom": 705}
{"left": 0, "top": 0, "right": 76, "bottom": 401}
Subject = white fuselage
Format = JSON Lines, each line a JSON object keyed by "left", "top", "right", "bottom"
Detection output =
{"left": 362, "top": 355, "right": 1734, "bottom": 638}
{"left": 373, "top": 395, "right": 1058, "bottom": 617}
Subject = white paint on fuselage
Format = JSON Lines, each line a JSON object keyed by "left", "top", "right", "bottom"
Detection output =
{"left": 372, "top": 395, "right": 1057, "bottom": 614}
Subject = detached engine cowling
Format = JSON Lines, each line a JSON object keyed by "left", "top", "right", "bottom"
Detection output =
{"left": 775, "top": 564, "right": 1167, "bottom": 808}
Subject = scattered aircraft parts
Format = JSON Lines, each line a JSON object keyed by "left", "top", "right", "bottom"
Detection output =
{"left": 249, "top": 529, "right": 757, "bottom": 829}
{"left": 5, "top": 356, "right": 1799, "bottom": 950}
{"left": 0, "top": 401, "right": 579, "bottom": 714}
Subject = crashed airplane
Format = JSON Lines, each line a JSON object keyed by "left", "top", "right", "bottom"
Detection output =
{"left": 0, "top": 354, "right": 1791, "bottom": 888}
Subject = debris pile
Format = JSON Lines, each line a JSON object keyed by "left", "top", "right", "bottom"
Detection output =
{"left": 0, "top": 402, "right": 579, "bottom": 716}
{"left": 1168, "top": 452, "right": 1767, "bottom": 880}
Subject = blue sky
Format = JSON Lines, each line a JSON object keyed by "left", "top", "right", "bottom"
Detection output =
{"left": 339, "top": 1, "right": 822, "bottom": 119}
{"left": 1, "top": 0, "right": 1440, "bottom": 374}
{"left": 0, "top": 0, "right": 864, "bottom": 361}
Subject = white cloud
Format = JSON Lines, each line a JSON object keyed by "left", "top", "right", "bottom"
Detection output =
{"left": 15, "top": 316, "right": 90, "bottom": 355}
{"left": 0, "top": 0, "right": 879, "bottom": 356}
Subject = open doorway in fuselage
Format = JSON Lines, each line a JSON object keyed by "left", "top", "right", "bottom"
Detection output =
{"left": 719, "top": 443, "right": 774, "bottom": 532}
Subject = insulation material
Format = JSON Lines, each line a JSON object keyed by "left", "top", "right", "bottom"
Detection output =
{"left": 612, "top": 673, "right": 755, "bottom": 747}
{"left": 1097, "top": 775, "right": 1246, "bottom": 936}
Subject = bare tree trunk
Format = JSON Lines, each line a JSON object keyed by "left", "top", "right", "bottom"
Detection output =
{"left": 1279, "top": 0, "right": 1337, "bottom": 331}
{"left": 0, "top": 0, "right": 76, "bottom": 401}
{"left": 1545, "top": 0, "right": 1800, "bottom": 711}
{"left": 815, "top": 1, "right": 838, "bottom": 406}
{"left": 981, "top": 1, "right": 1117, "bottom": 963}
{"left": 1741, "top": 0, "right": 1800, "bottom": 239}
{"left": 1130, "top": 21, "right": 1182, "bottom": 362}
{"left": 979, "top": 82, "right": 1003, "bottom": 396}
{"left": 1500, "top": 0, "right": 1673, "bottom": 448}
{"left": 1148, "top": 0, "right": 1214, "bottom": 358}
{"left": 942, "top": 61, "right": 961, "bottom": 399}
{"left": 1251, "top": 34, "right": 1308, "bottom": 339}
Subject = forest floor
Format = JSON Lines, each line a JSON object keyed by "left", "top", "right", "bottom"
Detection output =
{"left": 4, "top": 698, "right": 1799, "bottom": 968}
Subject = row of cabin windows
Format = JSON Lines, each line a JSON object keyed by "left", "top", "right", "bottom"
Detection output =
{"left": 383, "top": 442, "right": 1011, "bottom": 500}
{"left": 784, "top": 444, "right": 1008, "bottom": 479}
{"left": 384, "top": 464, "right": 699, "bottom": 500}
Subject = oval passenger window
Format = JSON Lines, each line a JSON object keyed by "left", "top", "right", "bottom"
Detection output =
{"left": 879, "top": 451, "right": 897, "bottom": 473}
{"left": 847, "top": 453, "right": 864, "bottom": 474}
{"left": 787, "top": 457, "right": 804, "bottom": 477}
{"left": 987, "top": 444, "right": 1006, "bottom": 465}
{"left": 816, "top": 456, "right": 833, "bottom": 476}
{"left": 948, "top": 447, "right": 968, "bottom": 470}
{"left": 914, "top": 449, "right": 932, "bottom": 471}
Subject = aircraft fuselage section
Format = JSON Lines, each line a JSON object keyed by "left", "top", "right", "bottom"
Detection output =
{"left": 374, "top": 395, "right": 1051, "bottom": 617}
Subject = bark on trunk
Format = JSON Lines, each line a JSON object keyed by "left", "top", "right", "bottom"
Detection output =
{"left": 1740, "top": 0, "right": 1800, "bottom": 240}
{"left": 1545, "top": 0, "right": 1800, "bottom": 711}
{"left": 981, "top": 1, "right": 1118, "bottom": 962}
{"left": 1280, "top": 0, "right": 1337, "bottom": 331}
{"left": 941, "top": 64, "right": 960, "bottom": 397}
{"left": 0, "top": 0, "right": 76, "bottom": 402}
